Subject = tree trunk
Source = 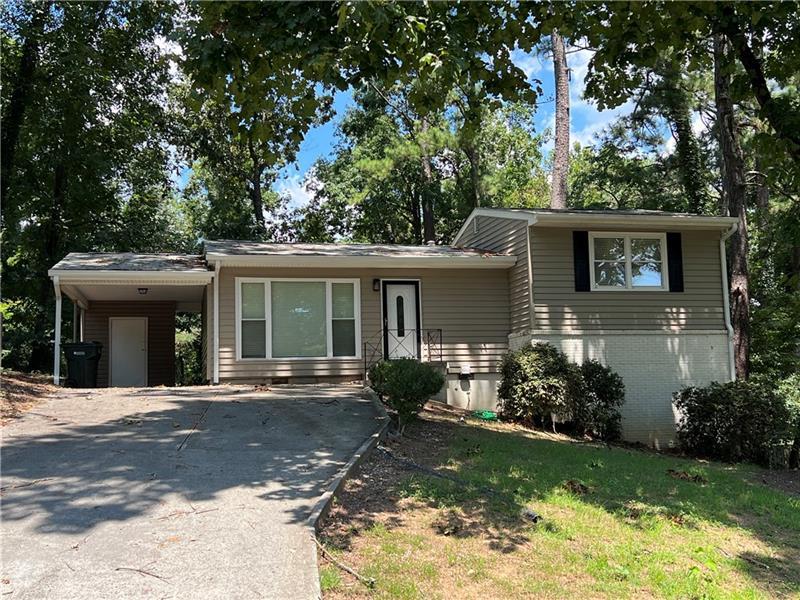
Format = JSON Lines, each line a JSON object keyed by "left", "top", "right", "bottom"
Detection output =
{"left": 1, "top": 6, "right": 49, "bottom": 201}
{"left": 418, "top": 119, "right": 436, "bottom": 243}
{"left": 29, "top": 162, "right": 67, "bottom": 372}
{"left": 660, "top": 63, "right": 707, "bottom": 214}
{"left": 550, "top": 29, "right": 569, "bottom": 209}
{"left": 409, "top": 187, "right": 423, "bottom": 244}
{"left": 714, "top": 34, "right": 750, "bottom": 380}
{"left": 249, "top": 169, "right": 266, "bottom": 235}
{"left": 464, "top": 144, "right": 482, "bottom": 208}
{"left": 716, "top": 5, "right": 800, "bottom": 164}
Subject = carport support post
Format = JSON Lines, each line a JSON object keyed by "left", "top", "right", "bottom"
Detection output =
{"left": 213, "top": 261, "right": 220, "bottom": 384}
{"left": 53, "top": 276, "right": 62, "bottom": 385}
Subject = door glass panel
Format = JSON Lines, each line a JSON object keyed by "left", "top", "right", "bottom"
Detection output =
{"left": 271, "top": 281, "right": 326, "bottom": 357}
{"left": 396, "top": 296, "right": 405, "bottom": 337}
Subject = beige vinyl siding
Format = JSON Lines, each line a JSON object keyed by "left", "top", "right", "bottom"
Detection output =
{"left": 530, "top": 227, "right": 726, "bottom": 331}
{"left": 215, "top": 266, "right": 509, "bottom": 381}
{"left": 456, "top": 215, "right": 530, "bottom": 333}
{"left": 83, "top": 301, "right": 176, "bottom": 386}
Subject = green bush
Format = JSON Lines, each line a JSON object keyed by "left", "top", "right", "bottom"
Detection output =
{"left": 368, "top": 359, "right": 445, "bottom": 434}
{"left": 575, "top": 360, "right": 626, "bottom": 441}
{"left": 674, "top": 380, "right": 793, "bottom": 466}
{"left": 498, "top": 343, "right": 583, "bottom": 428}
{"left": 776, "top": 374, "right": 800, "bottom": 468}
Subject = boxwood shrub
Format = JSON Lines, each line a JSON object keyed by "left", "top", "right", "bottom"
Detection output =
{"left": 368, "top": 359, "right": 445, "bottom": 434}
{"left": 499, "top": 344, "right": 626, "bottom": 440}
{"left": 575, "top": 359, "right": 626, "bottom": 441}
{"left": 674, "top": 380, "right": 793, "bottom": 466}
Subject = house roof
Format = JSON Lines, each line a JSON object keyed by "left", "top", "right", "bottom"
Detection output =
{"left": 204, "top": 240, "right": 499, "bottom": 258}
{"left": 203, "top": 240, "right": 516, "bottom": 268}
{"left": 49, "top": 253, "right": 208, "bottom": 273}
{"left": 452, "top": 207, "right": 739, "bottom": 244}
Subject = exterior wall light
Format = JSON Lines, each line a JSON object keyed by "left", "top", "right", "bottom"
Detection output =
{"left": 138, "top": 287, "right": 149, "bottom": 295}
{"left": 373, "top": 279, "right": 380, "bottom": 292}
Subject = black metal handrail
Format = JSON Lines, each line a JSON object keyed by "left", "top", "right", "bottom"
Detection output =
{"left": 363, "top": 328, "right": 443, "bottom": 378}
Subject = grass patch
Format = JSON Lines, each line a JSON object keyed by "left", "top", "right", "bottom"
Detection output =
{"left": 319, "top": 408, "right": 800, "bottom": 599}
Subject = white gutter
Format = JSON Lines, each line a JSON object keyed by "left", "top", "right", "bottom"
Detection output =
{"left": 532, "top": 212, "right": 739, "bottom": 229}
{"left": 204, "top": 254, "right": 517, "bottom": 269}
{"left": 213, "top": 261, "right": 220, "bottom": 385}
{"left": 53, "top": 276, "right": 62, "bottom": 385}
{"left": 720, "top": 223, "right": 738, "bottom": 381}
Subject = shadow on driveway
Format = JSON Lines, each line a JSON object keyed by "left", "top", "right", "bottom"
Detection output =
{"left": 1, "top": 385, "right": 380, "bottom": 598}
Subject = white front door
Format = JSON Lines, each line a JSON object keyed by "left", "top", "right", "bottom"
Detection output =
{"left": 384, "top": 283, "right": 419, "bottom": 359}
{"left": 110, "top": 317, "right": 147, "bottom": 387}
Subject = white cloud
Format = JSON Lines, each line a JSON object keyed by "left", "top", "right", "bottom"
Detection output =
{"left": 511, "top": 49, "right": 549, "bottom": 81}
{"left": 276, "top": 173, "right": 317, "bottom": 210}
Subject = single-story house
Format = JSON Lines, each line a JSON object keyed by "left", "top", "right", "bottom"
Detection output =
{"left": 48, "top": 208, "right": 738, "bottom": 446}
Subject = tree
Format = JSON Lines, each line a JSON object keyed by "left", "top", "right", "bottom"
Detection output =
{"left": 550, "top": 30, "right": 570, "bottom": 209}
{"left": 1, "top": 1, "right": 182, "bottom": 371}
{"left": 714, "top": 35, "right": 751, "bottom": 379}
{"left": 178, "top": 91, "right": 330, "bottom": 235}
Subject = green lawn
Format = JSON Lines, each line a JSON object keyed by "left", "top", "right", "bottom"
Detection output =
{"left": 320, "top": 412, "right": 800, "bottom": 599}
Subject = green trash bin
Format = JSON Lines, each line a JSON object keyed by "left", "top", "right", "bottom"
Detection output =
{"left": 63, "top": 342, "right": 102, "bottom": 388}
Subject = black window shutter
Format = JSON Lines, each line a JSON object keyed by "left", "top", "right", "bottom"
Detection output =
{"left": 666, "top": 232, "right": 684, "bottom": 292}
{"left": 573, "top": 231, "right": 590, "bottom": 292}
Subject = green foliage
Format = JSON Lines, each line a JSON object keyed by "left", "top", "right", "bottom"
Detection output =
{"left": 674, "top": 381, "right": 793, "bottom": 466}
{"left": 175, "top": 314, "right": 203, "bottom": 386}
{"left": 776, "top": 374, "right": 800, "bottom": 468}
{"left": 498, "top": 343, "right": 583, "bottom": 426}
{"left": 368, "top": 359, "right": 445, "bottom": 433}
{"left": 1, "top": 1, "right": 184, "bottom": 371}
{"left": 575, "top": 360, "right": 626, "bottom": 441}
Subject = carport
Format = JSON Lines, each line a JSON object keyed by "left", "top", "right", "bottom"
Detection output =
{"left": 48, "top": 254, "right": 215, "bottom": 386}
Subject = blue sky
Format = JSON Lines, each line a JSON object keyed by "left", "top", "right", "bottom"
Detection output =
{"left": 273, "top": 48, "right": 639, "bottom": 209}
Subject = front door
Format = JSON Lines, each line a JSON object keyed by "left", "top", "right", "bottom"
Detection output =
{"left": 110, "top": 317, "right": 147, "bottom": 386}
{"left": 383, "top": 282, "right": 419, "bottom": 359}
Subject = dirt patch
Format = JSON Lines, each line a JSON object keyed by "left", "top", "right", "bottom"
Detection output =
{"left": 1, "top": 371, "right": 57, "bottom": 425}
{"left": 319, "top": 403, "right": 457, "bottom": 552}
{"left": 753, "top": 469, "right": 800, "bottom": 497}
{"left": 667, "top": 468, "right": 708, "bottom": 485}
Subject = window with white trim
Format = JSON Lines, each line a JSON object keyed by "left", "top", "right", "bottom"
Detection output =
{"left": 236, "top": 278, "right": 361, "bottom": 359}
{"left": 589, "top": 233, "right": 667, "bottom": 290}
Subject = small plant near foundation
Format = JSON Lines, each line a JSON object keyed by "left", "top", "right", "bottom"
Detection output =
{"left": 368, "top": 359, "right": 445, "bottom": 434}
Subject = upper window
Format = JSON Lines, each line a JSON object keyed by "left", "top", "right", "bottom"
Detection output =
{"left": 589, "top": 233, "right": 667, "bottom": 290}
{"left": 236, "top": 278, "right": 360, "bottom": 359}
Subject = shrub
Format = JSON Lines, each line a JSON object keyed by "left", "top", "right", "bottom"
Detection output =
{"left": 498, "top": 343, "right": 583, "bottom": 428}
{"left": 776, "top": 374, "right": 800, "bottom": 468}
{"left": 368, "top": 359, "right": 445, "bottom": 434}
{"left": 575, "top": 360, "right": 626, "bottom": 441}
{"left": 674, "top": 380, "right": 792, "bottom": 465}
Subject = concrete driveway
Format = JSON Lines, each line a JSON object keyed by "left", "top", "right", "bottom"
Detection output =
{"left": 1, "top": 385, "right": 381, "bottom": 599}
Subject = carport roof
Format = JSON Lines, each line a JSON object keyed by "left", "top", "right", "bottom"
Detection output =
{"left": 49, "top": 253, "right": 208, "bottom": 273}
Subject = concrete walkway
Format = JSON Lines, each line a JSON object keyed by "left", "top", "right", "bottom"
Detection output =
{"left": 1, "top": 385, "right": 381, "bottom": 599}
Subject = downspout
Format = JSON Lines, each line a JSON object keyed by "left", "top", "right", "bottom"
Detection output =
{"left": 52, "top": 276, "right": 62, "bottom": 385}
{"left": 720, "top": 223, "right": 738, "bottom": 381}
{"left": 213, "top": 261, "right": 220, "bottom": 384}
